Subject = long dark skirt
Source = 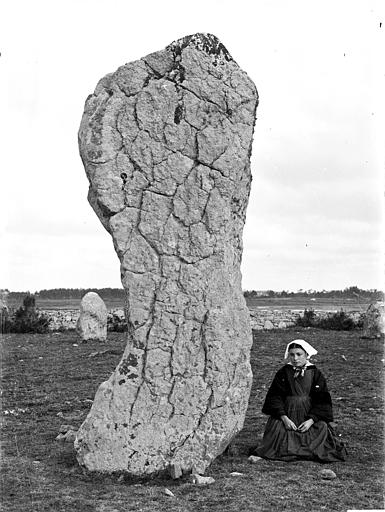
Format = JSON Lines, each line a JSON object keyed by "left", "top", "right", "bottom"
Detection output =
{"left": 253, "top": 395, "right": 347, "bottom": 462}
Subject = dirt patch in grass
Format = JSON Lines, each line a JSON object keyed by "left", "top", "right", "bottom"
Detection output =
{"left": 1, "top": 329, "right": 384, "bottom": 511}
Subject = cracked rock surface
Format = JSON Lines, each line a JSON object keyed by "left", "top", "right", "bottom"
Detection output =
{"left": 75, "top": 33, "right": 258, "bottom": 475}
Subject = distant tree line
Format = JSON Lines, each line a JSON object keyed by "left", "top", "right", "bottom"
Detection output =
{"left": 7, "top": 288, "right": 125, "bottom": 302}
{"left": 243, "top": 286, "right": 383, "bottom": 300}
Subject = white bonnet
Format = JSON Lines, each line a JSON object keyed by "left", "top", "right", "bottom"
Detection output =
{"left": 284, "top": 339, "right": 318, "bottom": 359}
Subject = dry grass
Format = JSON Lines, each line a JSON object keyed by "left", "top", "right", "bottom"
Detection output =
{"left": 1, "top": 328, "right": 384, "bottom": 511}
{"left": 245, "top": 297, "right": 370, "bottom": 312}
{"left": 7, "top": 295, "right": 369, "bottom": 312}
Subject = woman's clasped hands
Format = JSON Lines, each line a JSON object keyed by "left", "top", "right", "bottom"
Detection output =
{"left": 280, "top": 415, "right": 314, "bottom": 432}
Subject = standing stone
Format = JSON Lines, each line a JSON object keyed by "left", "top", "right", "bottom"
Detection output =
{"left": 362, "top": 301, "right": 385, "bottom": 339}
{"left": 0, "top": 290, "right": 9, "bottom": 333}
{"left": 0, "top": 290, "right": 9, "bottom": 310}
{"left": 77, "top": 292, "right": 108, "bottom": 342}
{"left": 75, "top": 33, "right": 258, "bottom": 475}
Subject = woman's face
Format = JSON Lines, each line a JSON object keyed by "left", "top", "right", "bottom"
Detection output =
{"left": 288, "top": 347, "right": 308, "bottom": 367}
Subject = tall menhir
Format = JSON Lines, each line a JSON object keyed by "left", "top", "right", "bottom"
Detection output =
{"left": 76, "top": 33, "right": 258, "bottom": 476}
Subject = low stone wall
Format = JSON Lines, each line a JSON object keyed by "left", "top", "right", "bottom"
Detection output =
{"left": 40, "top": 307, "right": 363, "bottom": 332}
{"left": 249, "top": 309, "right": 300, "bottom": 330}
{"left": 40, "top": 308, "right": 126, "bottom": 331}
{"left": 249, "top": 308, "right": 363, "bottom": 330}
{"left": 40, "top": 310, "right": 79, "bottom": 331}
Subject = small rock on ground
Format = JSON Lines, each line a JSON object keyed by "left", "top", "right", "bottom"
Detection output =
{"left": 248, "top": 455, "right": 263, "bottom": 463}
{"left": 190, "top": 474, "right": 215, "bottom": 485}
{"left": 56, "top": 426, "right": 77, "bottom": 442}
{"left": 170, "top": 463, "right": 183, "bottom": 479}
{"left": 163, "top": 488, "right": 175, "bottom": 497}
{"left": 59, "top": 424, "right": 76, "bottom": 434}
{"left": 319, "top": 469, "right": 337, "bottom": 480}
{"left": 56, "top": 430, "right": 77, "bottom": 442}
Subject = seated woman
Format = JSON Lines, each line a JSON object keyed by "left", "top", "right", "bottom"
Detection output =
{"left": 251, "top": 339, "right": 347, "bottom": 462}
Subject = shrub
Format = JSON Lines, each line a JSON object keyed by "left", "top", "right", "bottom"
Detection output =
{"left": 355, "top": 315, "right": 364, "bottom": 329}
{"left": 295, "top": 308, "right": 359, "bottom": 331}
{"left": 317, "top": 311, "right": 356, "bottom": 331}
{"left": 2, "top": 294, "right": 50, "bottom": 334}
{"left": 107, "top": 312, "right": 127, "bottom": 332}
{"left": 296, "top": 309, "right": 317, "bottom": 328}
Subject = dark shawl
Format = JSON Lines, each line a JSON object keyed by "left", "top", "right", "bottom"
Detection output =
{"left": 261, "top": 364, "right": 334, "bottom": 423}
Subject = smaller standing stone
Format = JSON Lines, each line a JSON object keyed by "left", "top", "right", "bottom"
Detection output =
{"left": 0, "top": 290, "right": 9, "bottom": 333}
{"left": 362, "top": 301, "right": 385, "bottom": 339}
{"left": 77, "top": 292, "right": 107, "bottom": 342}
{"left": 0, "top": 290, "right": 9, "bottom": 310}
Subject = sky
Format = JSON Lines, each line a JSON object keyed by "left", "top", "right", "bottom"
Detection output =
{"left": 1, "top": 0, "right": 383, "bottom": 292}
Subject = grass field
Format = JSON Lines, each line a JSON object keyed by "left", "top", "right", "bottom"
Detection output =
{"left": 245, "top": 297, "right": 371, "bottom": 312}
{"left": 1, "top": 328, "right": 384, "bottom": 511}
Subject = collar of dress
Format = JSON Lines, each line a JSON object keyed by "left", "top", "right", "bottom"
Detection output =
{"left": 287, "top": 361, "right": 314, "bottom": 378}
